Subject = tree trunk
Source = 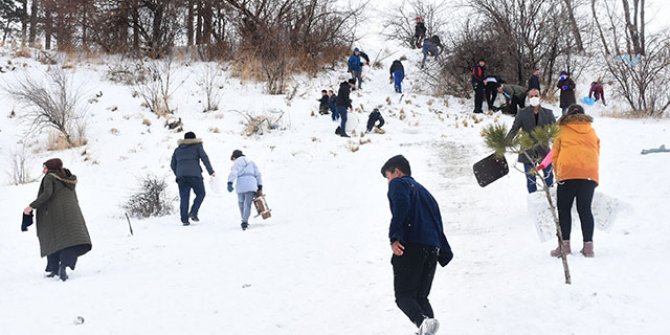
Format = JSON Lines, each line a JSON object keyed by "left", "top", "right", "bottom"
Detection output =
{"left": 562, "top": 0, "right": 584, "bottom": 53}
{"left": 21, "top": 0, "right": 28, "bottom": 47}
{"left": 187, "top": 0, "right": 194, "bottom": 46}
{"left": 132, "top": 7, "right": 140, "bottom": 53}
{"left": 29, "top": 0, "right": 38, "bottom": 46}
{"left": 195, "top": 0, "right": 203, "bottom": 44}
{"left": 44, "top": 7, "right": 52, "bottom": 50}
{"left": 640, "top": 0, "right": 646, "bottom": 55}
{"left": 202, "top": 0, "right": 212, "bottom": 44}
{"left": 591, "top": 0, "right": 610, "bottom": 55}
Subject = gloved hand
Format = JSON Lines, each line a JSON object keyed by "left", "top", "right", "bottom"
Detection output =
{"left": 562, "top": 85, "right": 569, "bottom": 90}
{"left": 21, "top": 212, "right": 33, "bottom": 232}
{"left": 227, "top": 182, "right": 234, "bottom": 193}
{"left": 389, "top": 76, "right": 393, "bottom": 84}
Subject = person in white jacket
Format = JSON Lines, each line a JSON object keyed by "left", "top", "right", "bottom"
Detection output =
{"left": 227, "top": 150, "right": 263, "bottom": 230}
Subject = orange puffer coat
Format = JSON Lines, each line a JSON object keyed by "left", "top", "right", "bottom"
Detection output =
{"left": 552, "top": 113, "right": 600, "bottom": 184}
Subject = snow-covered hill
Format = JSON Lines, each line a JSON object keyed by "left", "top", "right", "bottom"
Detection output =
{"left": 1, "top": 33, "right": 669, "bottom": 335}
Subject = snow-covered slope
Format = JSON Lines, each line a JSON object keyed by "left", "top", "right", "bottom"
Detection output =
{"left": 0, "top": 38, "right": 669, "bottom": 335}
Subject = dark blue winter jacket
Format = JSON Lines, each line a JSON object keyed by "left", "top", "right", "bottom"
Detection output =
{"left": 171, "top": 139, "right": 215, "bottom": 178}
{"left": 387, "top": 176, "right": 451, "bottom": 254}
{"left": 329, "top": 95, "right": 337, "bottom": 111}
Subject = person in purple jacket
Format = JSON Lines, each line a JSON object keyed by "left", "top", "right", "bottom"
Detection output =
{"left": 381, "top": 155, "right": 453, "bottom": 335}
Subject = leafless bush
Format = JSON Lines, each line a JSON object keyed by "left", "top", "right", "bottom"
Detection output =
{"left": 6, "top": 144, "right": 35, "bottom": 185}
{"left": 604, "top": 35, "right": 670, "bottom": 116}
{"left": 107, "top": 61, "right": 149, "bottom": 85}
{"left": 197, "top": 63, "right": 224, "bottom": 112}
{"left": 381, "top": 0, "right": 450, "bottom": 48}
{"left": 4, "top": 69, "right": 87, "bottom": 148}
{"left": 231, "top": 109, "right": 286, "bottom": 136}
{"left": 132, "top": 57, "right": 185, "bottom": 117}
{"left": 123, "top": 175, "right": 174, "bottom": 219}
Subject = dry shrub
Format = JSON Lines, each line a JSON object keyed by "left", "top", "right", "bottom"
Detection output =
{"left": 123, "top": 175, "right": 174, "bottom": 219}
{"left": 47, "top": 131, "right": 87, "bottom": 151}
{"left": 208, "top": 127, "right": 220, "bottom": 133}
{"left": 110, "top": 128, "right": 120, "bottom": 135}
{"left": 142, "top": 118, "right": 152, "bottom": 126}
{"left": 13, "top": 48, "right": 32, "bottom": 58}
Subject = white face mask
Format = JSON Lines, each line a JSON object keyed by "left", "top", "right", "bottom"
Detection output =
{"left": 529, "top": 97, "right": 541, "bottom": 106}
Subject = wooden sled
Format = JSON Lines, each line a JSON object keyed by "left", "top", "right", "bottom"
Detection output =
{"left": 253, "top": 193, "right": 272, "bottom": 220}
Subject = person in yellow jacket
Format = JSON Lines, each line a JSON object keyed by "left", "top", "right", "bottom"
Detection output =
{"left": 550, "top": 104, "right": 600, "bottom": 257}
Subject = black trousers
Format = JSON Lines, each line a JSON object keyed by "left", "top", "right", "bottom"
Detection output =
{"left": 509, "top": 95, "right": 525, "bottom": 115}
{"left": 45, "top": 245, "right": 88, "bottom": 273}
{"left": 392, "top": 244, "right": 438, "bottom": 327}
{"left": 557, "top": 179, "right": 597, "bottom": 242}
{"left": 473, "top": 82, "right": 485, "bottom": 112}
{"left": 366, "top": 114, "right": 385, "bottom": 132}
{"left": 485, "top": 83, "right": 498, "bottom": 110}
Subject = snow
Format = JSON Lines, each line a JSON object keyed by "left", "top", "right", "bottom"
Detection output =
{"left": 1, "top": 29, "right": 670, "bottom": 335}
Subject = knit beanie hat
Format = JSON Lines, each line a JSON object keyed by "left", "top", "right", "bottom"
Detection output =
{"left": 566, "top": 104, "right": 585, "bottom": 115}
{"left": 184, "top": 131, "right": 196, "bottom": 139}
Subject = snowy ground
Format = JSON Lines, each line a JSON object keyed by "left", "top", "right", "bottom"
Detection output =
{"left": 1, "top": 34, "right": 670, "bottom": 335}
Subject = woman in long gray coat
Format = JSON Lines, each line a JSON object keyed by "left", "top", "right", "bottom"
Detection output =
{"left": 227, "top": 150, "right": 263, "bottom": 231}
{"left": 23, "top": 158, "right": 92, "bottom": 281}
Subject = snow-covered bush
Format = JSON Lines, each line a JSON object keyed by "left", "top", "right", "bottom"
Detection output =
{"left": 124, "top": 175, "right": 174, "bottom": 219}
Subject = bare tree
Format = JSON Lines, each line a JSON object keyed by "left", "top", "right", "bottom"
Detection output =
{"left": 381, "top": 0, "right": 450, "bottom": 48}
{"left": 7, "top": 143, "right": 35, "bottom": 185}
{"left": 197, "top": 62, "right": 224, "bottom": 112}
{"left": 4, "top": 69, "right": 87, "bottom": 148}
{"left": 132, "top": 56, "right": 185, "bottom": 116}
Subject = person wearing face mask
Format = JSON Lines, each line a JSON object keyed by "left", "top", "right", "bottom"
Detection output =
{"left": 506, "top": 89, "right": 557, "bottom": 193}
{"left": 557, "top": 70, "right": 576, "bottom": 115}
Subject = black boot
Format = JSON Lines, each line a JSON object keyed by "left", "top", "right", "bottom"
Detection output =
{"left": 58, "top": 264, "right": 68, "bottom": 282}
{"left": 241, "top": 222, "right": 249, "bottom": 231}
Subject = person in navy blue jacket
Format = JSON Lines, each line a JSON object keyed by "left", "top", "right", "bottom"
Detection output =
{"left": 380, "top": 155, "right": 453, "bottom": 335}
{"left": 347, "top": 47, "right": 369, "bottom": 89}
{"left": 171, "top": 131, "right": 215, "bottom": 225}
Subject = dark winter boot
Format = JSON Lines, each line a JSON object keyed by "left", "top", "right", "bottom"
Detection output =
{"left": 58, "top": 264, "right": 68, "bottom": 282}
{"left": 550, "top": 240, "right": 571, "bottom": 257}
{"left": 581, "top": 242, "right": 594, "bottom": 257}
{"left": 241, "top": 222, "right": 249, "bottom": 231}
{"left": 189, "top": 212, "right": 199, "bottom": 222}
{"left": 46, "top": 271, "right": 58, "bottom": 278}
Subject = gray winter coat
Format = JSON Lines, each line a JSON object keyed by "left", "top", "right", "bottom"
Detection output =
{"left": 501, "top": 84, "right": 527, "bottom": 100}
{"left": 507, "top": 106, "right": 557, "bottom": 163}
{"left": 30, "top": 172, "right": 92, "bottom": 257}
{"left": 171, "top": 138, "right": 214, "bottom": 178}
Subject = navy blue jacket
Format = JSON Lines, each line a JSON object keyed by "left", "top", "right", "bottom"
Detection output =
{"left": 387, "top": 176, "right": 451, "bottom": 257}
{"left": 329, "top": 95, "right": 337, "bottom": 111}
{"left": 171, "top": 139, "right": 214, "bottom": 178}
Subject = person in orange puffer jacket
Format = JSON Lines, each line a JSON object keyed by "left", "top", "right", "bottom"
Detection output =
{"left": 550, "top": 104, "right": 600, "bottom": 258}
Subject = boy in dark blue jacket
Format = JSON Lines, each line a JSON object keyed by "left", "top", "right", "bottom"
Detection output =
{"left": 328, "top": 90, "right": 338, "bottom": 121}
{"left": 381, "top": 155, "right": 453, "bottom": 335}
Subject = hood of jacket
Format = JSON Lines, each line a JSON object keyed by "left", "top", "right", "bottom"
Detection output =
{"left": 48, "top": 170, "right": 78, "bottom": 189}
{"left": 559, "top": 113, "right": 593, "bottom": 134}
{"left": 177, "top": 138, "right": 203, "bottom": 146}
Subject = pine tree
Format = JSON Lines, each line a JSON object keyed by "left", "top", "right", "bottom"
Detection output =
{"left": 482, "top": 122, "right": 572, "bottom": 285}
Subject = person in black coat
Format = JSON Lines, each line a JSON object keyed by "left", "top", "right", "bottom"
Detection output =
{"left": 471, "top": 59, "right": 486, "bottom": 113}
{"left": 381, "top": 155, "right": 453, "bottom": 335}
{"left": 557, "top": 70, "right": 576, "bottom": 115}
{"left": 366, "top": 108, "right": 385, "bottom": 133}
{"left": 414, "top": 16, "right": 427, "bottom": 48}
{"left": 336, "top": 79, "right": 355, "bottom": 137}
{"left": 317, "top": 90, "right": 329, "bottom": 115}
{"left": 528, "top": 68, "right": 541, "bottom": 92}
